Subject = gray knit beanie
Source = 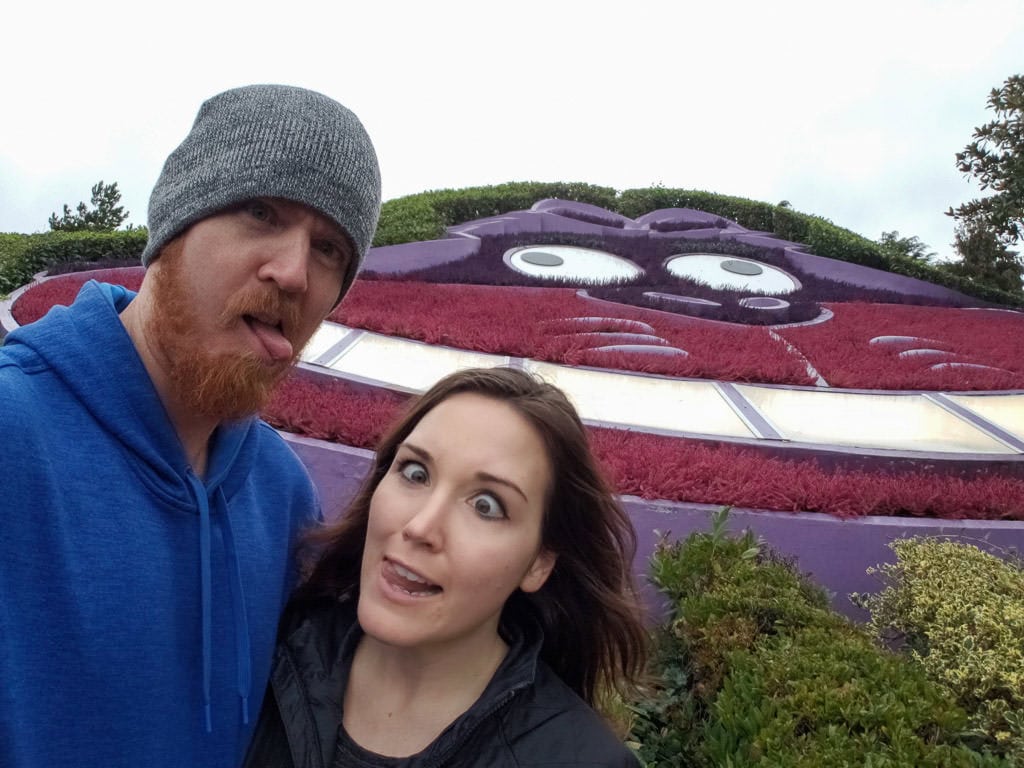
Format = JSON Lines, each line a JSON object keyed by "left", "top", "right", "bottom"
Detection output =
{"left": 141, "top": 84, "right": 381, "bottom": 296}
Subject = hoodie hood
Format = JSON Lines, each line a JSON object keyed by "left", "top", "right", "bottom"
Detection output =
{"left": 6, "top": 279, "right": 257, "bottom": 729}
{"left": 7, "top": 280, "right": 256, "bottom": 499}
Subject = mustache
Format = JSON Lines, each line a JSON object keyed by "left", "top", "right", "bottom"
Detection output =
{"left": 221, "top": 288, "right": 303, "bottom": 343}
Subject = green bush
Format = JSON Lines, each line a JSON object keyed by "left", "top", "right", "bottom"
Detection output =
{"left": 626, "top": 630, "right": 701, "bottom": 767}
{"left": 372, "top": 181, "right": 617, "bottom": 247}
{"left": 855, "top": 539, "right": 1024, "bottom": 765}
{"left": 653, "top": 511, "right": 836, "bottom": 698}
{"left": 616, "top": 187, "right": 778, "bottom": 232}
{"left": 0, "top": 233, "right": 35, "bottom": 295}
{"left": 801, "top": 216, "right": 890, "bottom": 270}
{"left": 771, "top": 204, "right": 811, "bottom": 244}
{"left": 0, "top": 229, "right": 146, "bottom": 295}
{"left": 629, "top": 510, "right": 1009, "bottom": 767}
{"left": 372, "top": 194, "right": 446, "bottom": 247}
{"left": 704, "top": 626, "right": 1004, "bottom": 767}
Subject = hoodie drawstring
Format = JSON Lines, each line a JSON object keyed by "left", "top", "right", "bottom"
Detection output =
{"left": 186, "top": 473, "right": 251, "bottom": 733}
{"left": 218, "top": 487, "right": 252, "bottom": 725}
{"left": 188, "top": 470, "right": 214, "bottom": 733}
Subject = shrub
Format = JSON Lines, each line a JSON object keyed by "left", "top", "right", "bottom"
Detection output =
{"left": 629, "top": 511, "right": 1010, "bottom": 766}
{"left": 855, "top": 539, "right": 1024, "bottom": 765}
{"left": 652, "top": 511, "right": 837, "bottom": 698}
{"left": 0, "top": 233, "right": 34, "bottom": 295}
{"left": 802, "top": 215, "right": 889, "bottom": 270}
{"left": 615, "top": 187, "right": 778, "bottom": 232}
{"left": 0, "top": 229, "right": 146, "bottom": 294}
{"left": 703, "top": 625, "right": 1006, "bottom": 767}
{"left": 372, "top": 181, "right": 617, "bottom": 246}
{"left": 771, "top": 204, "right": 811, "bottom": 244}
{"left": 626, "top": 629, "right": 702, "bottom": 767}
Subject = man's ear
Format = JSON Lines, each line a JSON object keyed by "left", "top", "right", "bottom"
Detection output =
{"left": 519, "top": 549, "right": 557, "bottom": 594}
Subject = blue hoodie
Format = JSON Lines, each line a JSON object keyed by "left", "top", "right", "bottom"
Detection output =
{"left": 0, "top": 281, "right": 320, "bottom": 768}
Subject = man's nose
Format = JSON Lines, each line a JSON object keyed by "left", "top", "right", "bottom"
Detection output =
{"left": 258, "top": 229, "right": 310, "bottom": 293}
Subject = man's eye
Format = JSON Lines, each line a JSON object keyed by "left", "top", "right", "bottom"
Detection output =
{"left": 471, "top": 493, "right": 506, "bottom": 520}
{"left": 315, "top": 240, "right": 345, "bottom": 262}
{"left": 246, "top": 201, "right": 271, "bottom": 222}
{"left": 398, "top": 460, "right": 428, "bottom": 485}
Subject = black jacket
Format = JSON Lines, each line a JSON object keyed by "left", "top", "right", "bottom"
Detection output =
{"left": 243, "top": 599, "right": 639, "bottom": 768}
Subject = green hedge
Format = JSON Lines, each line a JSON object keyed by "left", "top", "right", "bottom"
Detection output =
{"left": 0, "top": 229, "right": 147, "bottom": 295}
{"left": 855, "top": 539, "right": 1024, "bottom": 765}
{"left": 615, "top": 187, "right": 779, "bottom": 232}
{"left": 627, "top": 510, "right": 1010, "bottom": 767}
{"left": 0, "top": 233, "right": 35, "bottom": 295}
{"left": 3, "top": 181, "right": 1021, "bottom": 307}
{"left": 372, "top": 181, "right": 617, "bottom": 246}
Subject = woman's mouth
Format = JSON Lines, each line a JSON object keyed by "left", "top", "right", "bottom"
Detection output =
{"left": 383, "top": 559, "right": 442, "bottom": 597}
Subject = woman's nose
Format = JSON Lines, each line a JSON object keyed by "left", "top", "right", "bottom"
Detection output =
{"left": 400, "top": 492, "right": 447, "bottom": 549}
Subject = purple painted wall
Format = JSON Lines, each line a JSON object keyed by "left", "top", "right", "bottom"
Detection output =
{"left": 282, "top": 433, "right": 1024, "bottom": 624}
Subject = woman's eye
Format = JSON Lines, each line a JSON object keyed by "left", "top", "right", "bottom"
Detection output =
{"left": 471, "top": 493, "right": 506, "bottom": 520}
{"left": 398, "top": 460, "right": 428, "bottom": 485}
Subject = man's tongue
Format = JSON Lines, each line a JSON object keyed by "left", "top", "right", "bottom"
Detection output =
{"left": 248, "top": 317, "right": 293, "bottom": 362}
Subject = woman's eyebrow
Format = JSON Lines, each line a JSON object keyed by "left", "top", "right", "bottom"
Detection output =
{"left": 399, "top": 442, "right": 432, "bottom": 462}
{"left": 476, "top": 472, "right": 528, "bottom": 503}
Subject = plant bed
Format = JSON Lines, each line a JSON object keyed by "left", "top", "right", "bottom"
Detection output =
{"left": 627, "top": 514, "right": 1016, "bottom": 766}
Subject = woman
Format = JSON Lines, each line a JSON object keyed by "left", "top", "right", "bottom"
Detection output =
{"left": 245, "top": 367, "right": 647, "bottom": 767}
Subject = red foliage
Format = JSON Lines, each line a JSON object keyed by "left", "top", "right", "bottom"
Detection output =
{"left": 16, "top": 273, "right": 1024, "bottom": 392}
{"left": 12, "top": 268, "right": 144, "bottom": 325}
{"left": 334, "top": 280, "right": 813, "bottom": 384}
{"left": 262, "top": 375, "right": 1024, "bottom": 521}
{"left": 588, "top": 428, "right": 1024, "bottom": 521}
{"left": 264, "top": 372, "right": 408, "bottom": 448}
{"left": 12, "top": 272, "right": 1022, "bottom": 520}
{"left": 778, "top": 303, "right": 1024, "bottom": 390}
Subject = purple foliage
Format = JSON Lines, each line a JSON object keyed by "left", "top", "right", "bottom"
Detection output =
{"left": 366, "top": 232, "right": 975, "bottom": 325}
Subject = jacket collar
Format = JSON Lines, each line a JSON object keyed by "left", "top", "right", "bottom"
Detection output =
{"left": 275, "top": 597, "right": 544, "bottom": 767}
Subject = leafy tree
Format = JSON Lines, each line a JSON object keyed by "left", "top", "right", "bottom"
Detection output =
{"left": 878, "top": 230, "right": 936, "bottom": 263}
{"left": 948, "top": 74, "right": 1024, "bottom": 245}
{"left": 48, "top": 180, "right": 129, "bottom": 232}
{"left": 944, "top": 219, "right": 1022, "bottom": 293}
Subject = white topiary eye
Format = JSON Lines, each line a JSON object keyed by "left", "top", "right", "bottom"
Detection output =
{"left": 504, "top": 245, "right": 643, "bottom": 284}
{"left": 665, "top": 254, "right": 800, "bottom": 295}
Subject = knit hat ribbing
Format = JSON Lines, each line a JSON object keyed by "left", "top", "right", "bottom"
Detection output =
{"left": 141, "top": 84, "right": 381, "bottom": 294}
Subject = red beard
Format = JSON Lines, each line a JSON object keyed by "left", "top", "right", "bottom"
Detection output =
{"left": 145, "top": 241, "right": 303, "bottom": 421}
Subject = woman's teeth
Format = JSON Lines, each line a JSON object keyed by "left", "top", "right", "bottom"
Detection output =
{"left": 394, "top": 563, "right": 429, "bottom": 584}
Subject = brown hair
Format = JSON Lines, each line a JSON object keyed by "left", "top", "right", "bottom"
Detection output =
{"left": 295, "top": 367, "right": 647, "bottom": 707}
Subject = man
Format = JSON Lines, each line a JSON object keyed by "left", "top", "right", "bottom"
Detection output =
{"left": 0, "top": 84, "right": 381, "bottom": 767}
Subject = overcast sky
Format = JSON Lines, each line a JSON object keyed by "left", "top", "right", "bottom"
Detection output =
{"left": 2, "top": 0, "right": 1021, "bottom": 262}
